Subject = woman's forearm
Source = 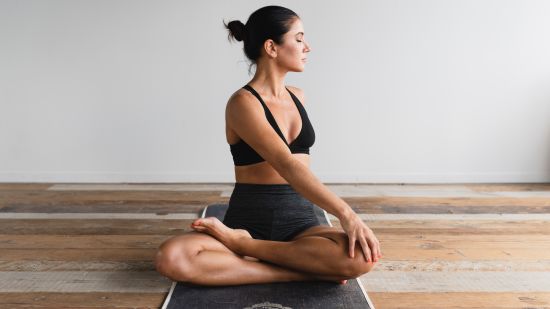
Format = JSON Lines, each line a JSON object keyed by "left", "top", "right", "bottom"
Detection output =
{"left": 278, "top": 157, "right": 355, "bottom": 221}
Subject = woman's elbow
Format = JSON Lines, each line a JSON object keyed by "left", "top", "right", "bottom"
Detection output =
{"left": 269, "top": 154, "right": 300, "bottom": 178}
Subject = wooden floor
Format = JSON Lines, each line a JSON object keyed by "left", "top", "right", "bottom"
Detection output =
{"left": 1, "top": 182, "right": 549, "bottom": 308}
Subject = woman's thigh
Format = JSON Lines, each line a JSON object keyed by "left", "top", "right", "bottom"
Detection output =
{"left": 291, "top": 226, "right": 375, "bottom": 273}
{"left": 290, "top": 225, "right": 345, "bottom": 242}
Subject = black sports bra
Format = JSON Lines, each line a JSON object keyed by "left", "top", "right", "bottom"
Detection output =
{"left": 229, "top": 84, "right": 315, "bottom": 166}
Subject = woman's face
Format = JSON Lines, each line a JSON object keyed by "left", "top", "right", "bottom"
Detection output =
{"left": 274, "top": 18, "right": 311, "bottom": 72}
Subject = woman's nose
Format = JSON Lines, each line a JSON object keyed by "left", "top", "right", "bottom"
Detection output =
{"left": 304, "top": 42, "right": 311, "bottom": 52}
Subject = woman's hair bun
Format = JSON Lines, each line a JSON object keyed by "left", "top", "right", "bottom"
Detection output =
{"left": 225, "top": 20, "right": 247, "bottom": 42}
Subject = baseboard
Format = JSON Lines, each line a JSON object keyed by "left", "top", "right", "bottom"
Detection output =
{"left": 0, "top": 171, "right": 548, "bottom": 183}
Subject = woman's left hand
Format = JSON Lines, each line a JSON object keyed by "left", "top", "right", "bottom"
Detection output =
{"left": 339, "top": 212, "right": 382, "bottom": 263}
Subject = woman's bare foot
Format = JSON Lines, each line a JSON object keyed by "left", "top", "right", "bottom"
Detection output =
{"left": 190, "top": 217, "right": 251, "bottom": 253}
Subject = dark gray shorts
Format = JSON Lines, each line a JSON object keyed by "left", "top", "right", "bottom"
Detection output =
{"left": 222, "top": 183, "right": 321, "bottom": 241}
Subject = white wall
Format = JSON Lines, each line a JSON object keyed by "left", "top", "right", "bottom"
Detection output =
{"left": 1, "top": 0, "right": 549, "bottom": 183}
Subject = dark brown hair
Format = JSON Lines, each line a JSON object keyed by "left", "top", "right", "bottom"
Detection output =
{"left": 223, "top": 5, "right": 300, "bottom": 74}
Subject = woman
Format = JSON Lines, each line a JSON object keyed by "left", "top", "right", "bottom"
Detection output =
{"left": 155, "top": 5, "right": 382, "bottom": 286}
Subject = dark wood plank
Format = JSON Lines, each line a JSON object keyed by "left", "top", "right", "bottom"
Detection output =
{"left": 0, "top": 248, "right": 158, "bottom": 261}
{"left": 0, "top": 260, "right": 155, "bottom": 271}
{"left": 0, "top": 183, "right": 53, "bottom": 190}
{"left": 0, "top": 190, "right": 227, "bottom": 213}
{"left": 0, "top": 292, "right": 164, "bottom": 308}
{"left": 0, "top": 235, "right": 168, "bottom": 248}
{"left": 0, "top": 219, "right": 197, "bottom": 235}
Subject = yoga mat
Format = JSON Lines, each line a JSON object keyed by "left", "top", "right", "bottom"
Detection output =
{"left": 161, "top": 203, "right": 375, "bottom": 309}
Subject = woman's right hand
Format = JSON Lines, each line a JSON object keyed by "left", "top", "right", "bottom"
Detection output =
{"left": 339, "top": 211, "right": 382, "bottom": 263}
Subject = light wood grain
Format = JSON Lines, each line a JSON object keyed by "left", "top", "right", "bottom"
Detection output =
{"left": 1, "top": 182, "right": 548, "bottom": 309}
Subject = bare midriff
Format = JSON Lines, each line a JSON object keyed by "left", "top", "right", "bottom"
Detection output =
{"left": 232, "top": 154, "right": 310, "bottom": 184}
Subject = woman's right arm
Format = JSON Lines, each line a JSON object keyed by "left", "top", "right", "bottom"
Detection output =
{"left": 226, "top": 92, "right": 354, "bottom": 222}
{"left": 226, "top": 93, "right": 381, "bottom": 263}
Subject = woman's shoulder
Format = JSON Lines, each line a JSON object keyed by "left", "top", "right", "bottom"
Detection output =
{"left": 225, "top": 88, "right": 263, "bottom": 122}
{"left": 227, "top": 87, "right": 257, "bottom": 108}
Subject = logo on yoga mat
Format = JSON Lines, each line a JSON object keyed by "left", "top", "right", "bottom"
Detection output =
{"left": 244, "top": 301, "right": 292, "bottom": 309}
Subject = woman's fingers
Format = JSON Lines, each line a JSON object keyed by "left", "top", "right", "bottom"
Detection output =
{"left": 348, "top": 233, "right": 356, "bottom": 258}
{"left": 344, "top": 215, "right": 382, "bottom": 262}
{"left": 365, "top": 229, "right": 381, "bottom": 262}
{"left": 358, "top": 233, "right": 372, "bottom": 262}
{"left": 369, "top": 237, "right": 379, "bottom": 262}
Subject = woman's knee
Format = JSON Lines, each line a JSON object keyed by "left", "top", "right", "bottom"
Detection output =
{"left": 346, "top": 255, "right": 375, "bottom": 278}
{"left": 324, "top": 232, "right": 376, "bottom": 278}
{"left": 154, "top": 234, "right": 200, "bottom": 281}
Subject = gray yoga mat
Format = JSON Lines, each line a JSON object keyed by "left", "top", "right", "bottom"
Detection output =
{"left": 161, "top": 203, "right": 375, "bottom": 309}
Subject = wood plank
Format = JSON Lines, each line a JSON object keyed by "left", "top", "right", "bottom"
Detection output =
{"left": 353, "top": 204, "right": 550, "bottom": 214}
{"left": 0, "top": 292, "right": 164, "bottom": 308}
{"left": 330, "top": 219, "right": 550, "bottom": 235}
{"left": 2, "top": 183, "right": 549, "bottom": 193}
{"left": 354, "top": 195, "right": 550, "bottom": 206}
{"left": 359, "top": 271, "right": 550, "bottom": 292}
{"left": 0, "top": 235, "right": 169, "bottom": 249}
{"left": 3, "top": 212, "right": 550, "bottom": 221}
{"left": 3, "top": 190, "right": 550, "bottom": 213}
{"left": 0, "top": 183, "right": 52, "bottom": 190}
{"left": 2, "top": 271, "right": 549, "bottom": 293}
{"left": 0, "top": 271, "right": 170, "bottom": 293}
{"left": 0, "top": 212, "right": 199, "bottom": 219}
{"left": 354, "top": 213, "right": 550, "bottom": 221}
{"left": 0, "top": 203, "right": 208, "bottom": 213}
{"left": 49, "top": 183, "right": 234, "bottom": 191}
{"left": 0, "top": 219, "right": 196, "bottom": 235}
{"left": 372, "top": 260, "right": 550, "bottom": 272}
{"left": 1, "top": 202, "right": 549, "bottom": 214}
{"left": 377, "top": 247, "right": 550, "bottom": 260}
{"left": 0, "top": 260, "right": 156, "bottom": 271}
{"left": 0, "top": 248, "right": 158, "bottom": 261}
{"left": 327, "top": 185, "right": 550, "bottom": 198}
{"left": 0, "top": 190, "right": 226, "bottom": 210}
{"left": 369, "top": 292, "right": 550, "bottom": 309}
{"left": 464, "top": 183, "right": 550, "bottom": 192}
{"left": 2, "top": 202, "right": 548, "bottom": 214}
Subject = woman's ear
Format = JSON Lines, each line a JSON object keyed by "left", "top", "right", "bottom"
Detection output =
{"left": 264, "top": 39, "right": 278, "bottom": 59}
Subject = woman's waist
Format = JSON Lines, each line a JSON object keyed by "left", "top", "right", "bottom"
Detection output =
{"left": 229, "top": 183, "right": 312, "bottom": 207}
{"left": 234, "top": 155, "right": 310, "bottom": 183}
{"left": 231, "top": 182, "right": 296, "bottom": 193}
